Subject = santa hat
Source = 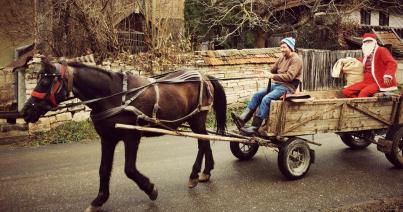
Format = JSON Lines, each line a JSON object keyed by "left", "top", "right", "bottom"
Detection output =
{"left": 362, "top": 33, "right": 377, "bottom": 42}
{"left": 281, "top": 37, "right": 296, "bottom": 52}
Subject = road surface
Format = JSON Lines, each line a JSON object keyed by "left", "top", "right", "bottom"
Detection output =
{"left": 0, "top": 133, "right": 402, "bottom": 211}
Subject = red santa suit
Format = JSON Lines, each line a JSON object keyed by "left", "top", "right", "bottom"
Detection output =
{"left": 342, "top": 34, "right": 398, "bottom": 98}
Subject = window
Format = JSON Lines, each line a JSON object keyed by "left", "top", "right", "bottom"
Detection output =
{"left": 360, "top": 9, "right": 371, "bottom": 25}
{"left": 379, "top": 11, "right": 389, "bottom": 26}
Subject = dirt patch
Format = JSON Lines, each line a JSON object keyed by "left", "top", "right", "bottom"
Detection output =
{"left": 333, "top": 196, "right": 403, "bottom": 211}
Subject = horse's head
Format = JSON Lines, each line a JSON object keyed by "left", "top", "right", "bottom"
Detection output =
{"left": 22, "top": 59, "right": 72, "bottom": 123}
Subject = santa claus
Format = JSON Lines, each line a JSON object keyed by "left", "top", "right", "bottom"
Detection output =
{"left": 342, "top": 33, "right": 398, "bottom": 98}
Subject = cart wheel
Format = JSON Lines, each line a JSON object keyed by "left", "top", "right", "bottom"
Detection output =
{"left": 385, "top": 127, "right": 403, "bottom": 168}
{"left": 230, "top": 142, "right": 259, "bottom": 160}
{"left": 278, "top": 138, "right": 312, "bottom": 180}
{"left": 339, "top": 131, "right": 373, "bottom": 149}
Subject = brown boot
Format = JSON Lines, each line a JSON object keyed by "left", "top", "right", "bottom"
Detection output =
{"left": 240, "top": 116, "right": 263, "bottom": 136}
{"left": 231, "top": 108, "right": 254, "bottom": 130}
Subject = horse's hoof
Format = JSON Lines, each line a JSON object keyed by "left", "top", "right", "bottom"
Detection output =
{"left": 84, "top": 205, "right": 101, "bottom": 212}
{"left": 148, "top": 187, "right": 158, "bottom": 201}
{"left": 188, "top": 178, "right": 199, "bottom": 188}
{"left": 199, "top": 173, "right": 211, "bottom": 183}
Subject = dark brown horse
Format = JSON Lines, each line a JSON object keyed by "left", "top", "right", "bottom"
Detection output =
{"left": 22, "top": 59, "right": 227, "bottom": 211}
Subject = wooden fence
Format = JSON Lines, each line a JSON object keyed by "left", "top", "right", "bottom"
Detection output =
{"left": 299, "top": 49, "right": 363, "bottom": 91}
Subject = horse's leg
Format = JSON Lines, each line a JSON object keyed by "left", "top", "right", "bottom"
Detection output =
{"left": 123, "top": 133, "right": 158, "bottom": 200}
{"left": 86, "top": 138, "right": 118, "bottom": 212}
{"left": 188, "top": 113, "right": 214, "bottom": 187}
{"left": 200, "top": 141, "right": 214, "bottom": 183}
{"left": 188, "top": 141, "right": 205, "bottom": 188}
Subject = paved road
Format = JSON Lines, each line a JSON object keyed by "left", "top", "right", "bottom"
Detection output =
{"left": 0, "top": 134, "right": 402, "bottom": 212}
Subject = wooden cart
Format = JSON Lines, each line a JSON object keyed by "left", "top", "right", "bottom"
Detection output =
{"left": 229, "top": 91, "right": 403, "bottom": 179}
{"left": 117, "top": 91, "right": 403, "bottom": 180}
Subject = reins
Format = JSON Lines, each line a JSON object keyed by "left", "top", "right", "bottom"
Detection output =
{"left": 50, "top": 75, "right": 267, "bottom": 112}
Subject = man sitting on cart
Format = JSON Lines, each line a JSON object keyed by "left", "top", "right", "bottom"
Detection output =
{"left": 232, "top": 37, "right": 303, "bottom": 135}
{"left": 342, "top": 33, "right": 398, "bottom": 98}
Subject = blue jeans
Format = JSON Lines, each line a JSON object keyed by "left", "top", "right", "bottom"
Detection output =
{"left": 247, "top": 83, "right": 290, "bottom": 119}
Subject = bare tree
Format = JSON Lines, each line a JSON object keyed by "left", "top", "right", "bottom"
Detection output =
{"left": 32, "top": 0, "right": 188, "bottom": 59}
{"left": 186, "top": 0, "right": 400, "bottom": 48}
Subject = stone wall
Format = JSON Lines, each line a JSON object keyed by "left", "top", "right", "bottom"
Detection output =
{"left": 186, "top": 64, "right": 272, "bottom": 104}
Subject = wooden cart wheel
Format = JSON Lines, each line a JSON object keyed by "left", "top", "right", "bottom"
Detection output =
{"left": 339, "top": 131, "right": 373, "bottom": 149}
{"left": 385, "top": 127, "right": 403, "bottom": 168}
{"left": 278, "top": 138, "right": 312, "bottom": 180}
{"left": 230, "top": 142, "right": 259, "bottom": 160}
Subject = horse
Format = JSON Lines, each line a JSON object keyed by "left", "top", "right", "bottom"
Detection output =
{"left": 22, "top": 58, "right": 227, "bottom": 211}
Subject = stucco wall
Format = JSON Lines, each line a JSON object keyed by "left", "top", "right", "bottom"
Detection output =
{"left": 346, "top": 10, "right": 403, "bottom": 27}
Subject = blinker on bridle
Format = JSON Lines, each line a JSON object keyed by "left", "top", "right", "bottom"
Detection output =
{"left": 31, "top": 63, "right": 73, "bottom": 107}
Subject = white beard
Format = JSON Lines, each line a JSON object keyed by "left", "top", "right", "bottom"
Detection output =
{"left": 362, "top": 42, "right": 376, "bottom": 56}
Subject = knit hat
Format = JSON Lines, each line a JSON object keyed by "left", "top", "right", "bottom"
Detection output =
{"left": 281, "top": 37, "right": 296, "bottom": 52}
{"left": 362, "top": 33, "right": 377, "bottom": 42}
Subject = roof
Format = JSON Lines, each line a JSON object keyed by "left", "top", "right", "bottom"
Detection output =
{"left": 272, "top": 0, "right": 316, "bottom": 11}
{"left": 374, "top": 30, "right": 403, "bottom": 56}
{"left": 2, "top": 49, "right": 34, "bottom": 71}
{"left": 195, "top": 48, "right": 282, "bottom": 66}
{"left": 244, "top": 0, "right": 316, "bottom": 11}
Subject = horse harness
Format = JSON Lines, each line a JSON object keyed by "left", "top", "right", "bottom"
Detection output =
{"left": 31, "top": 63, "right": 74, "bottom": 107}
{"left": 74, "top": 68, "right": 214, "bottom": 128}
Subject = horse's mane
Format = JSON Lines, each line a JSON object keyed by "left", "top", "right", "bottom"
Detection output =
{"left": 67, "top": 61, "right": 115, "bottom": 78}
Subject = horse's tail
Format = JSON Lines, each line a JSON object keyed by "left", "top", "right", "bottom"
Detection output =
{"left": 207, "top": 75, "right": 227, "bottom": 135}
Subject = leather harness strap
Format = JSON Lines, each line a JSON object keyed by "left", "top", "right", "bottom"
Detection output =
{"left": 122, "top": 73, "right": 128, "bottom": 102}
{"left": 152, "top": 83, "right": 160, "bottom": 119}
{"left": 90, "top": 71, "right": 213, "bottom": 128}
{"left": 31, "top": 63, "right": 73, "bottom": 106}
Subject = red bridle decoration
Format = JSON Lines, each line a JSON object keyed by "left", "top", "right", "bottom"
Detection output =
{"left": 31, "top": 64, "right": 67, "bottom": 107}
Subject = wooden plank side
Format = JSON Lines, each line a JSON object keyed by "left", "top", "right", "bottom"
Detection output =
{"left": 399, "top": 99, "right": 403, "bottom": 124}
{"left": 346, "top": 102, "right": 392, "bottom": 125}
{"left": 281, "top": 103, "right": 342, "bottom": 134}
{"left": 281, "top": 117, "right": 387, "bottom": 135}
{"left": 264, "top": 97, "right": 396, "bottom": 136}
{"left": 338, "top": 103, "right": 347, "bottom": 130}
{"left": 399, "top": 102, "right": 403, "bottom": 124}
{"left": 267, "top": 125, "right": 387, "bottom": 137}
{"left": 285, "top": 97, "right": 393, "bottom": 105}
{"left": 283, "top": 104, "right": 394, "bottom": 121}
{"left": 282, "top": 101, "right": 394, "bottom": 120}
{"left": 267, "top": 118, "right": 388, "bottom": 136}
{"left": 283, "top": 100, "right": 394, "bottom": 113}
{"left": 264, "top": 101, "right": 282, "bottom": 136}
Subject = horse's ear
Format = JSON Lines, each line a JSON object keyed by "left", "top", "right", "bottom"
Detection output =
{"left": 39, "top": 56, "right": 50, "bottom": 65}
{"left": 40, "top": 57, "right": 55, "bottom": 72}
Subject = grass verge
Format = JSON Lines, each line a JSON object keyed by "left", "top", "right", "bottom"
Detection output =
{"left": 29, "top": 120, "right": 99, "bottom": 146}
{"left": 28, "top": 103, "right": 248, "bottom": 146}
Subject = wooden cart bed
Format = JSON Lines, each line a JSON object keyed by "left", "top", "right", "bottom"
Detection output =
{"left": 261, "top": 91, "right": 402, "bottom": 137}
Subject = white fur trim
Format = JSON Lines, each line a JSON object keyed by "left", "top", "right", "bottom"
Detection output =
{"left": 383, "top": 75, "right": 393, "bottom": 79}
{"left": 370, "top": 46, "right": 381, "bottom": 89}
{"left": 380, "top": 86, "right": 398, "bottom": 91}
{"left": 363, "top": 37, "right": 376, "bottom": 42}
